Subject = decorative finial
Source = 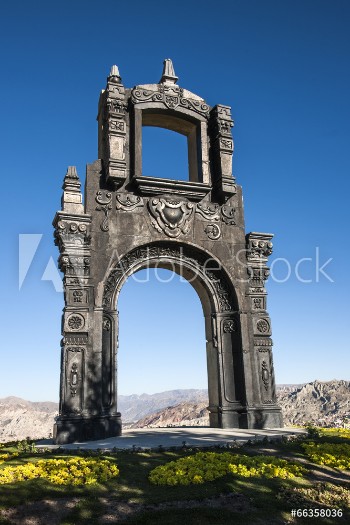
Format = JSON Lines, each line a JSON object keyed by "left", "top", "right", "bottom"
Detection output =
{"left": 159, "top": 58, "right": 178, "bottom": 84}
{"left": 63, "top": 166, "right": 80, "bottom": 191}
{"left": 108, "top": 65, "right": 122, "bottom": 83}
{"left": 65, "top": 166, "right": 78, "bottom": 180}
{"left": 61, "top": 166, "right": 83, "bottom": 213}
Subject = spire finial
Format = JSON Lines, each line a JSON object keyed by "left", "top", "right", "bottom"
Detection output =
{"left": 108, "top": 65, "right": 122, "bottom": 83}
{"left": 61, "top": 166, "right": 83, "bottom": 213}
{"left": 159, "top": 58, "right": 178, "bottom": 84}
{"left": 65, "top": 166, "right": 78, "bottom": 180}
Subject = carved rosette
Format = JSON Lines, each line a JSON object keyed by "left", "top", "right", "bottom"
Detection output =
{"left": 148, "top": 196, "right": 194, "bottom": 238}
{"left": 102, "top": 244, "right": 233, "bottom": 313}
{"left": 204, "top": 223, "right": 221, "bottom": 240}
{"left": 254, "top": 318, "right": 271, "bottom": 335}
{"left": 66, "top": 313, "right": 86, "bottom": 332}
{"left": 131, "top": 84, "right": 210, "bottom": 118}
{"left": 222, "top": 319, "right": 237, "bottom": 333}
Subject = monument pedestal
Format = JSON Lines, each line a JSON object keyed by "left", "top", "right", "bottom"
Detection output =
{"left": 54, "top": 414, "right": 122, "bottom": 444}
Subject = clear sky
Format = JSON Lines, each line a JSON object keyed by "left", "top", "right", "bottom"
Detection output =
{"left": 0, "top": 0, "right": 349, "bottom": 401}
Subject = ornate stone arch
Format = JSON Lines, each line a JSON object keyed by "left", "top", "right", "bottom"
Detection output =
{"left": 53, "top": 60, "right": 283, "bottom": 444}
{"left": 101, "top": 241, "right": 247, "bottom": 429}
{"left": 102, "top": 241, "right": 237, "bottom": 312}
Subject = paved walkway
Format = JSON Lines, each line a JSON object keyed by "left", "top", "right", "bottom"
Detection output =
{"left": 37, "top": 427, "right": 305, "bottom": 450}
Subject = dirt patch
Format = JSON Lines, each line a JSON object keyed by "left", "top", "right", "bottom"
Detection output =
{"left": 99, "top": 492, "right": 252, "bottom": 523}
{"left": 0, "top": 497, "right": 80, "bottom": 525}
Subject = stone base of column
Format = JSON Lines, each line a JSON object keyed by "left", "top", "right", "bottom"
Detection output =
{"left": 209, "top": 404, "right": 283, "bottom": 429}
{"left": 245, "top": 406, "right": 284, "bottom": 429}
{"left": 53, "top": 413, "right": 122, "bottom": 444}
{"left": 209, "top": 405, "right": 246, "bottom": 428}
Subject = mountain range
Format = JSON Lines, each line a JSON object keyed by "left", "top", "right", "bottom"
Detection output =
{"left": 0, "top": 380, "right": 349, "bottom": 442}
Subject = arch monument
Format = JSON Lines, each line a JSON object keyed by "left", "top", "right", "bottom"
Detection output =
{"left": 53, "top": 60, "right": 283, "bottom": 444}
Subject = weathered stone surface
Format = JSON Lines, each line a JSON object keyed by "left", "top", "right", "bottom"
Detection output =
{"left": 53, "top": 60, "right": 283, "bottom": 444}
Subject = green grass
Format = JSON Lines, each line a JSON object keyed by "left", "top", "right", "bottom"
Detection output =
{"left": 0, "top": 434, "right": 349, "bottom": 524}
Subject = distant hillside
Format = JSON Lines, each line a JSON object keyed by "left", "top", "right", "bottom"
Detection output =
{"left": 130, "top": 402, "right": 209, "bottom": 428}
{"left": 118, "top": 389, "right": 208, "bottom": 423}
{"left": 278, "top": 379, "right": 350, "bottom": 426}
{"left": 1, "top": 381, "right": 349, "bottom": 441}
{"left": 0, "top": 397, "right": 58, "bottom": 442}
{"left": 129, "top": 380, "right": 350, "bottom": 429}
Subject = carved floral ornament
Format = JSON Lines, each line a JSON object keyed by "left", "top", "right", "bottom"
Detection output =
{"left": 261, "top": 360, "right": 270, "bottom": 390}
{"left": 254, "top": 338, "right": 273, "bottom": 347}
{"left": 131, "top": 84, "right": 210, "bottom": 118}
{"left": 70, "top": 363, "right": 79, "bottom": 397}
{"left": 196, "top": 202, "right": 220, "bottom": 221}
{"left": 54, "top": 220, "right": 90, "bottom": 249}
{"left": 148, "top": 196, "right": 194, "bottom": 238}
{"left": 95, "top": 191, "right": 112, "bottom": 232}
{"left": 223, "top": 319, "right": 237, "bottom": 333}
{"left": 147, "top": 198, "right": 236, "bottom": 239}
{"left": 103, "top": 317, "right": 111, "bottom": 331}
{"left": 94, "top": 190, "right": 239, "bottom": 237}
{"left": 102, "top": 244, "right": 233, "bottom": 312}
{"left": 59, "top": 256, "right": 90, "bottom": 277}
{"left": 204, "top": 223, "right": 221, "bottom": 240}
{"left": 67, "top": 313, "right": 85, "bottom": 331}
{"left": 116, "top": 193, "right": 143, "bottom": 211}
{"left": 256, "top": 318, "right": 270, "bottom": 334}
{"left": 247, "top": 238, "right": 273, "bottom": 259}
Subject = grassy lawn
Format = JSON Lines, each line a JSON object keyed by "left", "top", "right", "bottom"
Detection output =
{"left": 0, "top": 430, "right": 349, "bottom": 524}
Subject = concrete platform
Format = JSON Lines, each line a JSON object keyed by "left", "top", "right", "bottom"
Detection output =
{"left": 36, "top": 427, "right": 306, "bottom": 450}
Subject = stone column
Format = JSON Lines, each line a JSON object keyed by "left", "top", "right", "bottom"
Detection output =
{"left": 245, "top": 232, "right": 283, "bottom": 428}
{"left": 97, "top": 66, "right": 128, "bottom": 188}
{"left": 209, "top": 105, "right": 236, "bottom": 200}
{"left": 53, "top": 167, "right": 92, "bottom": 443}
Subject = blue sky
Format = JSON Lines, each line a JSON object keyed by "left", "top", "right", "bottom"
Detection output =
{"left": 0, "top": 0, "right": 349, "bottom": 401}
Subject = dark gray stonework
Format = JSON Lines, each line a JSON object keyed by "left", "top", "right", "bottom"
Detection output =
{"left": 53, "top": 59, "right": 283, "bottom": 444}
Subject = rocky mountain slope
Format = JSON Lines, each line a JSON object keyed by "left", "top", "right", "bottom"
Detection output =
{"left": 129, "top": 402, "right": 210, "bottom": 428}
{"left": 128, "top": 381, "right": 350, "bottom": 429}
{"left": 1, "top": 380, "right": 349, "bottom": 441}
{"left": 118, "top": 389, "right": 208, "bottom": 423}
{"left": 277, "top": 380, "right": 350, "bottom": 426}
{"left": 0, "top": 397, "right": 58, "bottom": 442}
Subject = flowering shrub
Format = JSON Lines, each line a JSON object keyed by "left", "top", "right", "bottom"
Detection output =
{"left": 149, "top": 451, "right": 306, "bottom": 486}
{"left": 320, "top": 428, "right": 350, "bottom": 439}
{"left": 0, "top": 452, "right": 19, "bottom": 464}
{"left": 279, "top": 482, "right": 350, "bottom": 509}
{"left": 0, "top": 457, "right": 119, "bottom": 485}
{"left": 305, "top": 427, "right": 350, "bottom": 440}
{"left": 302, "top": 442, "right": 350, "bottom": 470}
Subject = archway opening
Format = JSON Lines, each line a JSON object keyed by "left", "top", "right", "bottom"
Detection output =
{"left": 117, "top": 268, "right": 209, "bottom": 427}
{"left": 142, "top": 126, "right": 189, "bottom": 181}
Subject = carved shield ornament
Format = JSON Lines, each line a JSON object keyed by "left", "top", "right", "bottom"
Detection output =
{"left": 148, "top": 196, "right": 194, "bottom": 238}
